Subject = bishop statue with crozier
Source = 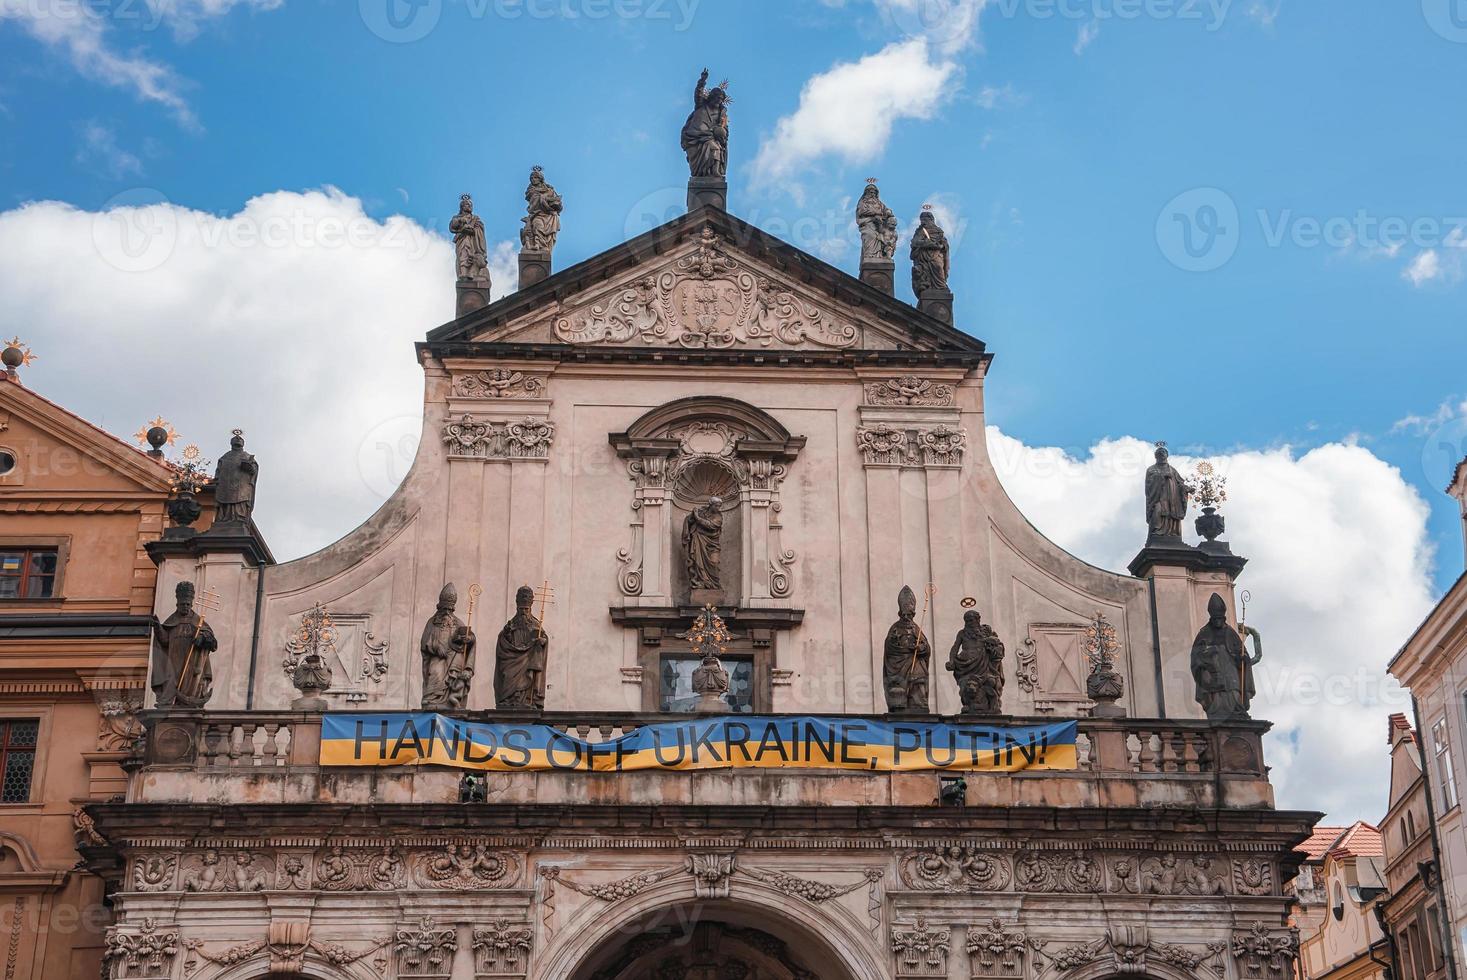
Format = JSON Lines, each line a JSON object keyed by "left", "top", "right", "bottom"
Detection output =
{"left": 884, "top": 585, "right": 932, "bottom": 713}
{"left": 152, "top": 580, "right": 218, "bottom": 709}
{"left": 495, "top": 585, "right": 548, "bottom": 710}
{"left": 1190, "top": 592, "right": 1262, "bottom": 722}
{"left": 420, "top": 584, "right": 476, "bottom": 710}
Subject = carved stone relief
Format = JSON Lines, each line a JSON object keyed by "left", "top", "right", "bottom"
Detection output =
{"left": 1017, "top": 624, "right": 1092, "bottom": 710}
{"left": 896, "top": 844, "right": 1269, "bottom": 897}
{"left": 443, "top": 415, "right": 556, "bottom": 461}
{"left": 967, "top": 919, "right": 1038, "bottom": 980}
{"left": 553, "top": 229, "right": 859, "bottom": 350}
{"left": 1231, "top": 858, "right": 1275, "bottom": 896}
{"left": 864, "top": 377, "right": 956, "bottom": 407}
{"left": 1139, "top": 853, "right": 1227, "bottom": 896}
{"left": 892, "top": 916, "right": 950, "bottom": 978}
{"left": 856, "top": 423, "right": 966, "bottom": 468}
{"left": 1037, "top": 927, "right": 1226, "bottom": 979}
{"left": 104, "top": 918, "right": 179, "bottom": 979}
{"left": 1231, "top": 924, "right": 1299, "bottom": 980}
{"left": 96, "top": 692, "right": 145, "bottom": 753}
{"left": 395, "top": 918, "right": 458, "bottom": 979}
{"left": 473, "top": 922, "right": 534, "bottom": 978}
{"left": 452, "top": 369, "right": 547, "bottom": 399}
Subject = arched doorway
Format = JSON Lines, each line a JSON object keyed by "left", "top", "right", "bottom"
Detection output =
{"left": 565, "top": 901, "right": 864, "bottom": 980}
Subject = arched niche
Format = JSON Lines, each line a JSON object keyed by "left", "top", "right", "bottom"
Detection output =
{"left": 609, "top": 396, "right": 805, "bottom": 611}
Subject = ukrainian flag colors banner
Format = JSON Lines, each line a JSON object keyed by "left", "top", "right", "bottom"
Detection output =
{"left": 319, "top": 713, "right": 1077, "bottom": 773}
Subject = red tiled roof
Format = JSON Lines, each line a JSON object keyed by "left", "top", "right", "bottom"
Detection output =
{"left": 1298, "top": 826, "right": 1347, "bottom": 861}
{"left": 1329, "top": 822, "right": 1384, "bottom": 860}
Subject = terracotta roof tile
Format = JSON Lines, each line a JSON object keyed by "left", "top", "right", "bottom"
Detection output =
{"left": 1329, "top": 822, "right": 1384, "bottom": 860}
{"left": 1298, "top": 826, "right": 1347, "bottom": 861}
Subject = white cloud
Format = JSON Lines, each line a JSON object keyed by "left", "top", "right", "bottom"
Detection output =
{"left": 1391, "top": 397, "right": 1467, "bottom": 435}
{"left": 752, "top": 38, "right": 960, "bottom": 188}
{"left": 1405, "top": 249, "right": 1442, "bottom": 286}
{"left": 1073, "top": 19, "right": 1100, "bottom": 54}
{"left": 0, "top": 188, "right": 1440, "bottom": 823}
{"left": 0, "top": 189, "right": 515, "bottom": 558}
{"left": 990, "top": 431, "right": 1438, "bottom": 822}
{"left": 76, "top": 122, "right": 143, "bottom": 178}
{"left": 872, "top": 0, "right": 988, "bottom": 55}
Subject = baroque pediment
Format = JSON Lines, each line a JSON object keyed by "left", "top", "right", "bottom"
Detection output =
{"left": 436, "top": 210, "right": 985, "bottom": 354}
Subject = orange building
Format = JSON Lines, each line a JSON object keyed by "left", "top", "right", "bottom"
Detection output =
{"left": 0, "top": 349, "right": 175, "bottom": 979}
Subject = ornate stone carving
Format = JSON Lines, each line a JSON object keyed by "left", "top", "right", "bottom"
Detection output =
{"left": 96, "top": 693, "right": 145, "bottom": 752}
{"left": 421, "top": 583, "right": 476, "bottom": 711}
{"left": 277, "top": 853, "right": 310, "bottom": 889}
{"left": 553, "top": 231, "right": 858, "bottom": 350}
{"left": 415, "top": 844, "right": 519, "bottom": 890}
{"left": 131, "top": 855, "right": 177, "bottom": 893}
{"left": 1042, "top": 929, "right": 1227, "bottom": 978}
{"left": 737, "top": 865, "right": 882, "bottom": 904}
{"left": 452, "top": 369, "right": 547, "bottom": 399}
{"left": 948, "top": 608, "right": 1005, "bottom": 714}
{"left": 1013, "top": 849, "right": 1102, "bottom": 893}
{"left": 857, "top": 181, "right": 899, "bottom": 262}
{"left": 1193, "top": 593, "right": 1257, "bottom": 722}
{"left": 72, "top": 805, "right": 106, "bottom": 847}
{"left": 900, "top": 845, "right": 1012, "bottom": 893}
{"left": 282, "top": 603, "right": 335, "bottom": 707}
{"left": 1140, "top": 853, "right": 1226, "bottom": 895}
{"left": 864, "top": 376, "right": 955, "bottom": 407}
{"left": 473, "top": 922, "right": 534, "bottom": 978}
{"left": 521, "top": 166, "right": 562, "bottom": 253}
{"left": 495, "top": 585, "right": 548, "bottom": 710}
{"left": 540, "top": 864, "right": 683, "bottom": 901}
{"left": 1232, "top": 858, "right": 1274, "bottom": 896}
{"left": 104, "top": 918, "right": 179, "bottom": 979}
{"left": 314, "top": 845, "right": 358, "bottom": 890}
{"left": 966, "top": 919, "right": 1035, "bottom": 980}
{"left": 884, "top": 585, "right": 932, "bottom": 713}
{"left": 395, "top": 917, "right": 458, "bottom": 979}
{"left": 687, "top": 853, "right": 735, "bottom": 898}
{"left": 443, "top": 414, "right": 556, "bottom": 460}
{"left": 1016, "top": 638, "right": 1039, "bottom": 694}
{"left": 892, "top": 916, "right": 950, "bottom": 978}
{"left": 180, "top": 849, "right": 270, "bottom": 892}
{"left": 857, "top": 423, "right": 966, "bottom": 468}
{"left": 1231, "top": 924, "right": 1298, "bottom": 980}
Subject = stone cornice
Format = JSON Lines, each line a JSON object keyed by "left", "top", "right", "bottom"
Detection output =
{"left": 420, "top": 341, "right": 991, "bottom": 371}
{"left": 1387, "top": 569, "right": 1467, "bottom": 684}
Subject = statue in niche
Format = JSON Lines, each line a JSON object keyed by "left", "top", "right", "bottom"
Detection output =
{"left": 910, "top": 208, "right": 950, "bottom": 293}
{"left": 682, "top": 496, "right": 724, "bottom": 591}
{"left": 681, "top": 68, "right": 730, "bottom": 178}
{"left": 151, "top": 581, "right": 217, "bottom": 709}
{"left": 856, "top": 180, "right": 898, "bottom": 261}
{"left": 520, "top": 166, "right": 563, "bottom": 253}
{"left": 1144, "top": 442, "right": 1190, "bottom": 539}
{"left": 495, "top": 585, "right": 548, "bottom": 710}
{"left": 211, "top": 430, "right": 258, "bottom": 526}
{"left": 1190, "top": 592, "right": 1260, "bottom": 721}
{"left": 450, "top": 194, "right": 490, "bottom": 286}
{"left": 421, "top": 584, "right": 477, "bottom": 710}
{"left": 946, "top": 608, "right": 1005, "bottom": 714}
{"left": 883, "top": 585, "right": 931, "bottom": 713}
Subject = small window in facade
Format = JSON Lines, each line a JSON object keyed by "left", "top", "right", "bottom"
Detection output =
{"left": 1433, "top": 719, "right": 1459, "bottom": 811}
{"left": 0, "top": 719, "right": 38, "bottom": 803}
{"left": 0, "top": 548, "right": 58, "bottom": 599}
{"left": 0, "top": 449, "right": 14, "bottom": 476}
{"left": 659, "top": 655, "right": 754, "bottom": 713}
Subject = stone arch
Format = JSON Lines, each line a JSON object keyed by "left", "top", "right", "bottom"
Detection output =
{"left": 541, "top": 876, "right": 884, "bottom": 980}
{"left": 196, "top": 952, "right": 380, "bottom": 980}
{"left": 611, "top": 396, "right": 804, "bottom": 449}
{"left": 1055, "top": 957, "right": 1223, "bottom": 980}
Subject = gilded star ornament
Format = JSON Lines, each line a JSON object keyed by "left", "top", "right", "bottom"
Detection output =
{"left": 134, "top": 416, "right": 178, "bottom": 449}
{"left": 3, "top": 337, "right": 35, "bottom": 366}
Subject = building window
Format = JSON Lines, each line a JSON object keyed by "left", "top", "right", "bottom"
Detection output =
{"left": 1433, "top": 719, "right": 1459, "bottom": 811}
{"left": 0, "top": 449, "right": 14, "bottom": 477}
{"left": 0, "top": 548, "right": 58, "bottom": 599}
{"left": 0, "top": 719, "right": 38, "bottom": 803}
{"left": 1407, "top": 810, "right": 1418, "bottom": 841}
{"left": 659, "top": 656, "right": 754, "bottom": 713}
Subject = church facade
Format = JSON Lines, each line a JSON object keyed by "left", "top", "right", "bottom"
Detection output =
{"left": 85, "top": 78, "right": 1314, "bottom": 980}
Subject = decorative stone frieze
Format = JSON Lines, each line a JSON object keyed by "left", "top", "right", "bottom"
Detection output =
{"left": 1231, "top": 924, "right": 1299, "bottom": 980}
{"left": 104, "top": 919, "right": 179, "bottom": 980}
{"left": 443, "top": 414, "right": 556, "bottom": 461}
{"left": 96, "top": 692, "right": 145, "bottom": 752}
{"left": 1139, "top": 853, "right": 1227, "bottom": 895}
{"left": 856, "top": 423, "right": 966, "bottom": 469}
{"left": 864, "top": 376, "right": 956, "bottom": 407}
{"left": 452, "top": 369, "right": 547, "bottom": 399}
{"left": 901, "top": 845, "right": 1012, "bottom": 892}
{"left": 892, "top": 916, "right": 950, "bottom": 978}
{"left": 553, "top": 230, "right": 859, "bottom": 350}
{"left": 897, "top": 844, "right": 1268, "bottom": 897}
{"left": 180, "top": 848, "right": 271, "bottom": 892}
{"left": 687, "top": 853, "right": 735, "bottom": 898}
{"left": 131, "top": 855, "right": 176, "bottom": 892}
{"left": 1036, "top": 928, "right": 1227, "bottom": 978}
{"left": 1231, "top": 858, "right": 1274, "bottom": 895}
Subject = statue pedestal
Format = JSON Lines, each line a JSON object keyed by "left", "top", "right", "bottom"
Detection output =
{"left": 519, "top": 250, "right": 551, "bottom": 289}
{"left": 456, "top": 281, "right": 490, "bottom": 318}
{"left": 860, "top": 259, "right": 896, "bottom": 295}
{"left": 690, "top": 589, "right": 724, "bottom": 608}
{"left": 917, "top": 287, "right": 954, "bottom": 325}
{"left": 687, "top": 177, "right": 728, "bottom": 212}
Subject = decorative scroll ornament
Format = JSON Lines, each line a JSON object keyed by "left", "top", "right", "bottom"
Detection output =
{"left": 1041, "top": 929, "right": 1227, "bottom": 978}
{"left": 442, "top": 414, "right": 555, "bottom": 460}
{"left": 553, "top": 230, "right": 859, "bottom": 350}
{"left": 900, "top": 845, "right": 1012, "bottom": 892}
{"left": 1232, "top": 858, "right": 1274, "bottom": 896}
{"left": 361, "top": 631, "right": 390, "bottom": 684}
{"left": 1015, "top": 638, "right": 1040, "bottom": 694}
{"left": 96, "top": 694, "right": 146, "bottom": 753}
{"left": 415, "top": 843, "right": 518, "bottom": 890}
{"left": 131, "top": 855, "right": 177, "bottom": 893}
{"left": 282, "top": 603, "right": 336, "bottom": 701}
{"left": 687, "top": 853, "right": 735, "bottom": 898}
{"left": 1083, "top": 611, "right": 1124, "bottom": 709}
{"left": 539, "top": 864, "right": 684, "bottom": 901}
{"left": 452, "top": 369, "right": 546, "bottom": 399}
{"left": 864, "top": 377, "right": 955, "bottom": 407}
{"left": 737, "top": 865, "right": 883, "bottom": 905}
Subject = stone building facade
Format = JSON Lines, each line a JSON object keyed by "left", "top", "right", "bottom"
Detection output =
{"left": 0, "top": 361, "right": 176, "bottom": 979}
{"left": 85, "top": 191, "right": 1314, "bottom": 980}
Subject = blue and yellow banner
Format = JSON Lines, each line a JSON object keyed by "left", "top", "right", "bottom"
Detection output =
{"left": 319, "top": 713, "right": 1077, "bottom": 773}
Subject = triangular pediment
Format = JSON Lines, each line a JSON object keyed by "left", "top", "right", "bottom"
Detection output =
{"left": 0, "top": 382, "right": 174, "bottom": 495}
{"left": 427, "top": 208, "right": 985, "bottom": 354}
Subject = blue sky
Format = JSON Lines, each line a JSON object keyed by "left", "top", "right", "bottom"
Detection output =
{"left": 5, "top": 0, "right": 1465, "bottom": 591}
{"left": 3, "top": 0, "right": 1465, "bottom": 819}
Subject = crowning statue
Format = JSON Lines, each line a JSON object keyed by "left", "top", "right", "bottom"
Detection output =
{"left": 681, "top": 68, "right": 730, "bottom": 178}
{"left": 495, "top": 585, "right": 548, "bottom": 710}
{"left": 883, "top": 586, "right": 932, "bottom": 713}
{"left": 450, "top": 194, "right": 490, "bottom": 286}
{"left": 520, "top": 166, "right": 563, "bottom": 253}
{"left": 212, "top": 430, "right": 258, "bottom": 526}
{"left": 946, "top": 609, "right": 1005, "bottom": 714}
{"left": 1190, "top": 593, "right": 1261, "bottom": 721}
{"left": 856, "top": 180, "right": 899, "bottom": 261}
{"left": 1145, "top": 442, "right": 1190, "bottom": 539}
{"left": 151, "top": 581, "right": 217, "bottom": 709}
{"left": 910, "top": 208, "right": 950, "bottom": 293}
{"left": 682, "top": 497, "right": 724, "bottom": 591}
{"left": 420, "top": 584, "right": 476, "bottom": 710}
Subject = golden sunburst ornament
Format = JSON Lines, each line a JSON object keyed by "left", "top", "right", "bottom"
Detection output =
{"left": 3, "top": 338, "right": 35, "bottom": 366}
{"left": 134, "top": 416, "right": 178, "bottom": 449}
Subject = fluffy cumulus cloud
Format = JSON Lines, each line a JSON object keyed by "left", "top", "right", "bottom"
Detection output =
{"left": 0, "top": 188, "right": 1438, "bottom": 822}
{"left": 0, "top": 189, "right": 515, "bottom": 558}
{"left": 989, "top": 431, "right": 1438, "bottom": 822}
